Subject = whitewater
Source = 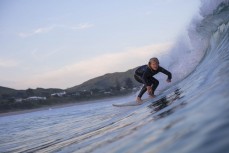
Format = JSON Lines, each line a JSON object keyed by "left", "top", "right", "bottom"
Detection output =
{"left": 0, "top": 0, "right": 229, "bottom": 153}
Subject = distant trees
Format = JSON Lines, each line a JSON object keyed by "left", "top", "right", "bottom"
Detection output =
{"left": 0, "top": 76, "right": 142, "bottom": 113}
{"left": 26, "top": 88, "right": 34, "bottom": 96}
{"left": 115, "top": 79, "right": 121, "bottom": 91}
{"left": 1, "top": 93, "right": 11, "bottom": 99}
{"left": 91, "top": 88, "right": 100, "bottom": 93}
{"left": 16, "top": 91, "right": 26, "bottom": 98}
{"left": 41, "top": 91, "right": 50, "bottom": 98}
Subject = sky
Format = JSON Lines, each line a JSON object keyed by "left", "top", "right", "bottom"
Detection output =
{"left": 0, "top": 0, "right": 200, "bottom": 89}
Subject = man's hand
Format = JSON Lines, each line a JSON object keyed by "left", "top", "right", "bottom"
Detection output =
{"left": 166, "top": 79, "right": 171, "bottom": 83}
{"left": 147, "top": 86, "right": 152, "bottom": 94}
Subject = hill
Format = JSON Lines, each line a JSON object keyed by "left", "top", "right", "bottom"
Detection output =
{"left": 0, "top": 86, "right": 17, "bottom": 95}
{"left": 0, "top": 86, "right": 63, "bottom": 100}
{"left": 0, "top": 67, "right": 142, "bottom": 113}
{"left": 67, "top": 67, "right": 141, "bottom": 92}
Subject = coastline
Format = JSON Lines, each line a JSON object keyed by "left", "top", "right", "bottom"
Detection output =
{"left": 0, "top": 94, "right": 132, "bottom": 117}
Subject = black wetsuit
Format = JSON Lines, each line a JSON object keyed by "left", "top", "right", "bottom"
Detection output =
{"left": 134, "top": 65, "right": 172, "bottom": 98}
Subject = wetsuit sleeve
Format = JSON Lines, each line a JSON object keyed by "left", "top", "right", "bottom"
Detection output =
{"left": 142, "top": 69, "right": 152, "bottom": 86}
{"left": 134, "top": 68, "right": 141, "bottom": 76}
{"left": 159, "top": 67, "right": 172, "bottom": 80}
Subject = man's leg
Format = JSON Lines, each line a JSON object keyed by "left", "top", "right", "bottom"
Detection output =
{"left": 134, "top": 74, "right": 143, "bottom": 83}
{"left": 151, "top": 77, "right": 159, "bottom": 95}
{"left": 137, "top": 85, "right": 147, "bottom": 98}
{"left": 134, "top": 74, "right": 146, "bottom": 103}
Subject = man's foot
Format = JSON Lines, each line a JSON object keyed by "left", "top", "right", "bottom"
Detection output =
{"left": 136, "top": 97, "right": 143, "bottom": 104}
{"left": 149, "top": 94, "right": 156, "bottom": 98}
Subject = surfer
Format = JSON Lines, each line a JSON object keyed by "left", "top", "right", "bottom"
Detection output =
{"left": 134, "top": 57, "right": 172, "bottom": 103}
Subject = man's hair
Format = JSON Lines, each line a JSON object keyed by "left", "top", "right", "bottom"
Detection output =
{"left": 148, "top": 57, "right": 160, "bottom": 67}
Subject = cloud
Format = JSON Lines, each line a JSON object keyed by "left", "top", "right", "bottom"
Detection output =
{"left": 0, "top": 58, "right": 20, "bottom": 68}
{"left": 18, "top": 32, "right": 31, "bottom": 38}
{"left": 21, "top": 42, "right": 172, "bottom": 89}
{"left": 34, "top": 26, "right": 54, "bottom": 34}
{"left": 18, "top": 26, "right": 55, "bottom": 38}
{"left": 71, "top": 23, "right": 95, "bottom": 30}
{"left": 30, "top": 48, "right": 63, "bottom": 60}
{"left": 18, "top": 23, "right": 94, "bottom": 38}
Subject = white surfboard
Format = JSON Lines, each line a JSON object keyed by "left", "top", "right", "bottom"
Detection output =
{"left": 112, "top": 98, "right": 150, "bottom": 107}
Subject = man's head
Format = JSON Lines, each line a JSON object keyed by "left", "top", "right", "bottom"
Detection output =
{"left": 148, "top": 57, "right": 159, "bottom": 70}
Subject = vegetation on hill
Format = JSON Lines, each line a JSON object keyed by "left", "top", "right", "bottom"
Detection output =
{"left": 0, "top": 67, "right": 141, "bottom": 113}
{"left": 67, "top": 68, "right": 140, "bottom": 92}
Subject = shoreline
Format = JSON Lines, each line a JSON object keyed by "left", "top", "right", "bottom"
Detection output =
{"left": 0, "top": 94, "right": 132, "bottom": 117}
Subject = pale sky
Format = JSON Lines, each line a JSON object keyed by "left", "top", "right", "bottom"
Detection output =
{"left": 0, "top": 0, "right": 200, "bottom": 89}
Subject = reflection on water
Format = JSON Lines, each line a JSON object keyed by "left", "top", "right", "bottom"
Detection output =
{"left": 147, "top": 89, "right": 186, "bottom": 120}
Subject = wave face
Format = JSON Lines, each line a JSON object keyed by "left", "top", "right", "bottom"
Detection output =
{"left": 153, "top": 0, "right": 228, "bottom": 93}
{"left": 0, "top": 1, "right": 229, "bottom": 153}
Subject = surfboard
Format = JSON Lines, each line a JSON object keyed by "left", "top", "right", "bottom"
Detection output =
{"left": 112, "top": 98, "right": 151, "bottom": 107}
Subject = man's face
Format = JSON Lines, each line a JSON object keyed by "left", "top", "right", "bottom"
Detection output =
{"left": 150, "top": 61, "right": 159, "bottom": 70}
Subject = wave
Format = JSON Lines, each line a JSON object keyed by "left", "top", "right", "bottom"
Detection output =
{"left": 152, "top": 0, "right": 229, "bottom": 93}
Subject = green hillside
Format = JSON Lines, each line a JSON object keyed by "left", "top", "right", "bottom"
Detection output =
{"left": 0, "top": 67, "right": 142, "bottom": 113}
{"left": 0, "top": 86, "right": 17, "bottom": 95}
{"left": 0, "top": 87, "right": 63, "bottom": 100}
{"left": 67, "top": 67, "right": 141, "bottom": 92}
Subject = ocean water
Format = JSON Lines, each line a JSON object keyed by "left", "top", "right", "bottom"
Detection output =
{"left": 0, "top": 1, "right": 229, "bottom": 153}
